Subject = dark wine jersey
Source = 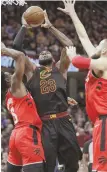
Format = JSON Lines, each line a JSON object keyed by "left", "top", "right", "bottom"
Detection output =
{"left": 26, "top": 66, "right": 68, "bottom": 117}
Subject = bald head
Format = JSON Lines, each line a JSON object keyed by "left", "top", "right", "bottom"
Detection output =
{"left": 97, "top": 39, "right": 107, "bottom": 55}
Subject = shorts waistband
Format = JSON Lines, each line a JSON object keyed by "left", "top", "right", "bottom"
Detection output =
{"left": 99, "top": 114, "right": 107, "bottom": 120}
{"left": 41, "top": 111, "right": 68, "bottom": 121}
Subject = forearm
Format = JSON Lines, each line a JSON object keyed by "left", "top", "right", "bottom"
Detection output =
{"left": 69, "top": 10, "right": 88, "bottom": 39}
{"left": 69, "top": 10, "right": 96, "bottom": 56}
{"left": 3, "top": 48, "right": 24, "bottom": 61}
{"left": 49, "top": 26, "right": 73, "bottom": 47}
{"left": 59, "top": 48, "right": 70, "bottom": 75}
{"left": 13, "top": 25, "right": 27, "bottom": 51}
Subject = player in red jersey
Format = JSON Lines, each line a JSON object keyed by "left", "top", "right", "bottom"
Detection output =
{"left": 66, "top": 44, "right": 107, "bottom": 172}
{"left": 58, "top": 0, "right": 107, "bottom": 171}
{"left": 1, "top": 43, "right": 45, "bottom": 172}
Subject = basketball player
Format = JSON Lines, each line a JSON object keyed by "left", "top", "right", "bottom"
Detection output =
{"left": 1, "top": 43, "right": 45, "bottom": 172}
{"left": 66, "top": 44, "right": 107, "bottom": 172}
{"left": 12, "top": 10, "right": 82, "bottom": 172}
{"left": 58, "top": 0, "right": 107, "bottom": 171}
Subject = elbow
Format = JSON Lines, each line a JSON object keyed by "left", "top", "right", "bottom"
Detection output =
{"left": 18, "top": 52, "right": 25, "bottom": 61}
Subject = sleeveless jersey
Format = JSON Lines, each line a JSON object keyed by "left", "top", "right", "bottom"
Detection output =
{"left": 5, "top": 90, "right": 42, "bottom": 129}
{"left": 85, "top": 70, "right": 107, "bottom": 123}
{"left": 26, "top": 66, "right": 68, "bottom": 117}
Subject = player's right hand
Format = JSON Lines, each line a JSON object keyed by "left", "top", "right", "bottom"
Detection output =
{"left": 41, "top": 10, "right": 52, "bottom": 29}
{"left": 57, "top": 0, "right": 76, "bottom": 16}
{"left": 1, "top": 42, "right": 6, "bottom": 55}
{"left": 66, "top": 46, "right": 77, "bottom": 61}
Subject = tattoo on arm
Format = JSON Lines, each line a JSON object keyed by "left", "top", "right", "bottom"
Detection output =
{"left": 59, "top": 48, "right": 70, "bottom": 78}
{"left": 49, "top": 26, "right": 73, "bottom": 47}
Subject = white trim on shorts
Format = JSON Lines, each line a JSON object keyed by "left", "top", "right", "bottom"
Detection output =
{"left": 7, "top": 160, "right": 22, "bottom": 166}
{"left": 23, "top": 161, "right": 43, "bottom": 166}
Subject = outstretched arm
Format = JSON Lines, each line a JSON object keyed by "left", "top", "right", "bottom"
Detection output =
{"left": 13, "top": 13, "right": 35, "bottom": 77}
{"left": 42, "top": 11, "right": 73, "bottom": 77}
{"left": 58, "top": 0, "right": 96, "bottom": 57}
{"left": 66, "top": 46, "right": 107, "bottom": 72}
{"left": 1, "top": 43, "right": 26, "bottom": 93}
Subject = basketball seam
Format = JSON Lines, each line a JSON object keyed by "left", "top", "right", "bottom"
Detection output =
{"left": 24, "top": 11, "right": 44, "bottom": 20}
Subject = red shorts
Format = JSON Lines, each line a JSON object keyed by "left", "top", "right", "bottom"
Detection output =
{"left": 8, "top": 125, "right": 45, "bottom": 166}
{"left": 92, "top": 116, "right": 107, "bottom": 172}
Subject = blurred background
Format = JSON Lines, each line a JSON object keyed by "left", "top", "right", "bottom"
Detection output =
{"left": 1, "top": 1, "right": 107, "bottom": 171}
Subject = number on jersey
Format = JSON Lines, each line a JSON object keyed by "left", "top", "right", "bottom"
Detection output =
{"left": 40, "top": 79, "right": 56, "bottom": 94}
{"left": 7, "top": 98, "right": 18, "bottom": 124}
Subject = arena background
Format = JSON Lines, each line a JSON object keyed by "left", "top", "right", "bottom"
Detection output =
{"left": 1, "top": 1, "right": 107, "bottom": 172}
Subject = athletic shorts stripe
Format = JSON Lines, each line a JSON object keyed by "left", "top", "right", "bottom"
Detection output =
{"left": 23, "top": 161, "right": 43, "bottom": 166}
{"left": 100, "top": 116, "right": 106, "bottom": 151}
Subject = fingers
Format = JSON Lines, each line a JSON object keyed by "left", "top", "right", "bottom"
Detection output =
{"left": 68, "top": 97, "right": 78, "bottom": 105}
{"left": 62, "top": 0, "right": 66, "bottom": 6}
{"left": 41, "top": 24, "right": 44, "bottom": 28}
{"left": 43, "top": 9, "right": 48, "bottom": 19}
{"left": 72, "top": 0, "right": 76, "bottom": 5}
{"left": 57, "top": 7, "right": 65, "bottom": 12}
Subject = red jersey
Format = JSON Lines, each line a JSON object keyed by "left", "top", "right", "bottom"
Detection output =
{"left": 5, "top": 90, "right": 42, "bottom": 129}
{"left": 85, "top": 70, "right": 107, "bottom": 123}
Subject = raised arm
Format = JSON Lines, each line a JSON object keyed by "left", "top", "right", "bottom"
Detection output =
{"left": 42, "top": 11, "right": 73, "bottom": 78}
{"left": 41, "top": 10, "right": 73, "bottom": 47}
{"left": 66, "top": 46, "right": 107, "bottom": 72}
{"left": 1, "top": 43, "right": 26, "bottom": 94}
{"left": 58, "top": 0, "right": 96, "bottom": 57}
{"left": 12, "top": 13, "right": 35, "bottom": 78}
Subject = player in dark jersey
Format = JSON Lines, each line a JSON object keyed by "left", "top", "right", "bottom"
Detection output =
{"left": 1, "top": 43, "right": 45, "bottom": 172}
{"left": 12, "top": 10, "right": 82, "bottom": 172}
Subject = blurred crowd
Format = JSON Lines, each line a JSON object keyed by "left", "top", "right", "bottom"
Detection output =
{"left": 1, "top": 1, "right": 106, "bottom": 171}
{"left": 1, "top": 1, "right": 107, "bottom": 60}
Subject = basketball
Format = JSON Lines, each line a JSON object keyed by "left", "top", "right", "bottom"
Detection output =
{"left": 24, "top": 6, "right": 44, "bottom": 26}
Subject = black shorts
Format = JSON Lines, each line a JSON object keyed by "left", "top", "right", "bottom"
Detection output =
{"left": 88, "top": 163, "right": 92, "bottom": 172}
{"left": 7, "top": 161, "right": 45, "bottom": 172}
{"left": 41, "top": 115, "right": 82, "bottom": 172}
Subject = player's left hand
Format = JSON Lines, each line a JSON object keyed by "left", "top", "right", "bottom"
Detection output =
{"left": 41, "top": 10, "right": 53, "bottom": 29}
{"left": 66, "top": 46, "right": 77, "bottom": 61}
{"left": 1, "top": 42, "right": 6, "bottom": 55}
{"left": 57, "top": 0, "right": 76, "bottom": 16}
{"left": 22, "top": 12, "right": 32, "bottom": 28}
{"left": 67, "top": 97, "right": 78, "bottom": 106}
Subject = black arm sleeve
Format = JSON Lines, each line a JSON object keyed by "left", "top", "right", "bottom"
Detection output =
{"left": 13, "top": 26, "right": 27, "bottom": 51}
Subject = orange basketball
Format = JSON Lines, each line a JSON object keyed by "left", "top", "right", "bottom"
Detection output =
{"left": 24, "top": 6, "right": 44, "bottom": 26}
